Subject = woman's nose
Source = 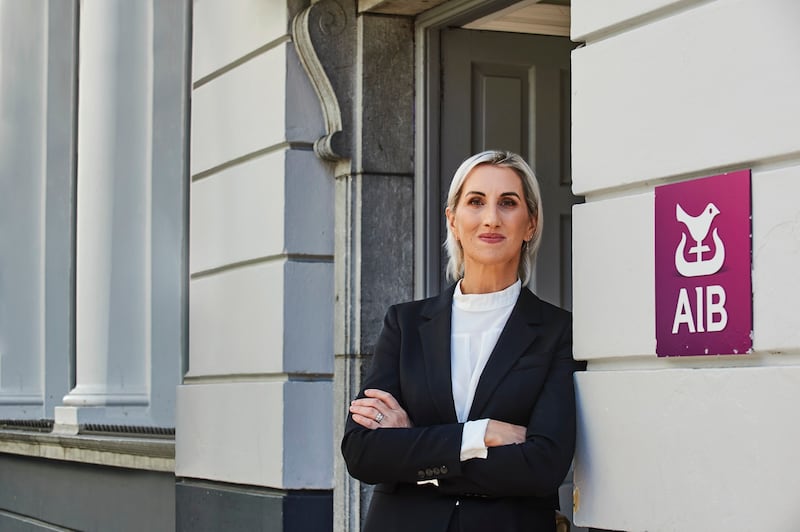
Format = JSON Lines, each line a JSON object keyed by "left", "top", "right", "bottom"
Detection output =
{"left": 482, "top": 205, "right": 499, "bottom": 226}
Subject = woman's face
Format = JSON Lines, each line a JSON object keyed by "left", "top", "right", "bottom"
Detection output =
{"left": 446, "top": 164, "right": 535, "bottom": 281}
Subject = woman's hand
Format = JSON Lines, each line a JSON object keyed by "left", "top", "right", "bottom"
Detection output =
{"left": 484, "top": 419, "right": 526, "bottom": 447}
{"left": 349, "top": 389, "right": 413, "bottom": 429}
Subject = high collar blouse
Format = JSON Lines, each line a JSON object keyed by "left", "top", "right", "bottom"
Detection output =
{"left": 451, "top": 279, "right": 521, "bottom": 423}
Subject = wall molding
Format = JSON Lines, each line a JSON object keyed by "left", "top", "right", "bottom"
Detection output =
{"left": 0, "top": 428, "right": 175, "bottom": 472}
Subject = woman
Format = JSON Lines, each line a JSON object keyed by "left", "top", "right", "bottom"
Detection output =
{"left": 341, "top": 150, "right": 581, "bottom": 532}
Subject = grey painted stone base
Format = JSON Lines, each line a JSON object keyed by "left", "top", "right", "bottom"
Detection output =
{"left": 176, "top": 479, "right": 332, "bottom": 532}
{"left": 0, "top": 453, "right": 175, "bottom": 531}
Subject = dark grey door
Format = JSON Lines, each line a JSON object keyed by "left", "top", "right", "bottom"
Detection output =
{"left": 438, "top": 28, "right": 580, "bottom": 309}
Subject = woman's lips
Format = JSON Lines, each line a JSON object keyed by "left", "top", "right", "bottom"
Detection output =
{"left": 478, "top": 233, "right": 505, "bottom": 243}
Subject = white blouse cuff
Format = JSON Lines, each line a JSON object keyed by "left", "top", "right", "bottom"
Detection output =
{"left": 460, "top": 418, "right": 490, "bottom": 461}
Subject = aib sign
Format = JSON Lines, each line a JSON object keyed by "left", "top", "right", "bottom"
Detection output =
{"left": 655, "top": 170, "right": 752, "bottom": 356}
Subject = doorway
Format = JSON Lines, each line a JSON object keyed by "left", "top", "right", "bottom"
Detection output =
{"left": 415, "top": 2, "right": 585, "bottom": 529}
{"left": 416, "top": 1, "right": 582, "bottom": 312}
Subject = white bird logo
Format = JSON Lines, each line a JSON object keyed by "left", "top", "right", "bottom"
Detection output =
{"left": 674, "top": 202, "right": 725, "bottom": 277}
{"left": 677, "top": 203, "right": 720, "bottom": 253}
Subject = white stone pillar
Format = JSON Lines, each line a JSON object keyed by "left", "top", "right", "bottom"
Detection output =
{"left": 58, "top": 0, "right": 153, "bottom": 417}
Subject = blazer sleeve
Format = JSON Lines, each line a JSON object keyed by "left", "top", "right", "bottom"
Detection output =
{"left": 341, "top": 305, "right": 467, "bottom": 485}
{"left": 439, "top": 317, "right": 581, "bottom": 498}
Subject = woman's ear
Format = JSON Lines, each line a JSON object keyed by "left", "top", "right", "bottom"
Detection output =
{"left": 445, "top": 207, "right": 457, "bottom": 239}
{"left": 528, "top": 215, "right": 536, "bottom": 240}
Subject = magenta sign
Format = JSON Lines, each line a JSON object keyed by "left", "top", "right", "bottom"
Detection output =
{"left": 655, "top": 170, "right": 752, "bottom": 356}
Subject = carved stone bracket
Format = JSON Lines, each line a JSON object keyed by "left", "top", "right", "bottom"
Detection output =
{"left": 292, "top": 0, "right": 356, "bottom": 164}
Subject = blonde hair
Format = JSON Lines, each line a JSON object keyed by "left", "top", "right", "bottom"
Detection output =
{"left": 444, "top": 150, "right": 543, "bottom": 285}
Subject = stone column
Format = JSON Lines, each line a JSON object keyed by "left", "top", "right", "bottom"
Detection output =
{"left": 57, "top": 0, "right": 153, "bottom": 421}
{"left": 333, "top": 12, "right": 415, "bottom": 532}
{"left": 292, "top": 3, "right": 414, "bottom": 529}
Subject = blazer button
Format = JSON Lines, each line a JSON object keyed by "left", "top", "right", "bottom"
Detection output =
{"left": 433, "top": 467, "right": 441, "bottom": 475}
{"left": 425, "top": 468, "right": 433, "bottom": 477}
{"left": 417, "top": 470, "right": 425, "bottom": 479}
{"left": 441, "top": 465, "right": 448, "bottom": 474}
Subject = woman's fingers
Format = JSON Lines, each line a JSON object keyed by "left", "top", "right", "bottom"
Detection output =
{"left": 351, "top": 413, "right": 381, "bottom": 429}
{"left": 350, "top": 396, "right": 387, "bottom": 411}
{"left": 364, "top": 388, "right": 402, "bottom": 410}
{"left": 350, "top": 389, "right": 413, "bottom": 429}
{"left": 349, "top": 403, "right": 384, "bottom": 422}
{"left": 349, "top": 398, "right": 389, "bottom": 427}
{"left": 363, "top": 389, "right": 412, "bottom": 426}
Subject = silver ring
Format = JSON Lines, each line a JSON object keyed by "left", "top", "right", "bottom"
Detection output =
{"left": 375, "top": 412, "right": 384, "bottom": 423}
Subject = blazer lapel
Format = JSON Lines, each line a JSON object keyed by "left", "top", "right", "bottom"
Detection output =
{"left": 419, "top": 284, "right": 459, "bottom": 424}
{"left": 467, "top": 287, "right": 543, "bottom": 420}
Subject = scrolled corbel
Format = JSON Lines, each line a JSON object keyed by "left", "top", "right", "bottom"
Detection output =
{"left": 292, "top": 0, "right": 355, "bottom": 164}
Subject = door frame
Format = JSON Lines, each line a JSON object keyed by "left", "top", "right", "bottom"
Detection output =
{"left": 413, "top": 0, "right": 520, "bottom": 299}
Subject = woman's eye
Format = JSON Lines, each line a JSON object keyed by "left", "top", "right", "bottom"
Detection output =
{"left": 467, "top": 197, "right": 483, "bottom": 206}
{"left": 500, "top": 199, "right": 517, "bottom": 207}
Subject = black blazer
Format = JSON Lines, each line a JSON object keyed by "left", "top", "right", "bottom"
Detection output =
{"left": 341, "top": 284, "right": 582, "bottom": 532}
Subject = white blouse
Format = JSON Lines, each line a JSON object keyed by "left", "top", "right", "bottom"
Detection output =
{"left": 452, "top": 279, "right": 520, "bottom": 461}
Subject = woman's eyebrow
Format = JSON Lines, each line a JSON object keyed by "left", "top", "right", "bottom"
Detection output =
{"left": 463, "top": 191, "right": 521, "bottom": 198}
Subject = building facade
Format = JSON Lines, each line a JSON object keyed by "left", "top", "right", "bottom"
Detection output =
{"left": 0, "top": 0, "right": 798, "bottom": 531}
{"left": 570, "top": 1, "right": 800, "bottom": 530}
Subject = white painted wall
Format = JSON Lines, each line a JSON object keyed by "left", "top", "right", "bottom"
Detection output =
{"left": 571, "top": 0, "right": 800, "bottom": 530}
{"left": 176, "top": 379, "right": 333, "bottom": 489}
{"left": 179, "top": 0, "right": 333, "bottom": 491}
{"left": 191, "top": 149, "right": 333, "bottom": 273}
{"left": 0, "top": 0, "right": 47, "bottom": 416}
{"left": 0, "top": 0, "right": 186, "bottom": 445}
{"left": 192, "top": 0, "right": 288, "bottom": 82}
{"left": 574, "top": 368, "right": 800, "bottom": 531}
{"left": 191, "top": 45, "right": 288, "bottom": 175}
